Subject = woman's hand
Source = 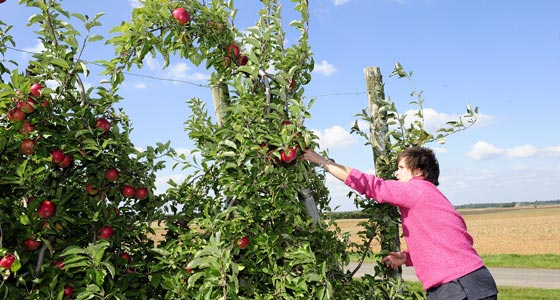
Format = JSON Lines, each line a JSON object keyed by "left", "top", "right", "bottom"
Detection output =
{"left": 302, "top": 148, "right": 325, "bottom": 165}
{"left": 381, "top": 251, "right": 406, "bottom": 270}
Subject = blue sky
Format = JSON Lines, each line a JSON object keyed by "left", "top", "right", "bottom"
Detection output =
{"left": 2, "top": 0, "right": 559, "bottom": 212}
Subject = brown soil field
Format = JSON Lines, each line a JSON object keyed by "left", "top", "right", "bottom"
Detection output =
{"left": 334, "top": 205, "right": 560, "bottom": 255}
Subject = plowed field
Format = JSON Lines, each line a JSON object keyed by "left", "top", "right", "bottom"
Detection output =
{"left": 334, "top": 205, "right": 560, "bottom": 255}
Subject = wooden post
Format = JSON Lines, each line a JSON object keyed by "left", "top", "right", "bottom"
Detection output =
{"left": 211, "top": 82, "right": 230, "bottom": 127}
{"left": 364, "top": 67, "right": 388, "bottom": 161}
{"left": 364, "top": 66, "right": 401, "bottom": 280}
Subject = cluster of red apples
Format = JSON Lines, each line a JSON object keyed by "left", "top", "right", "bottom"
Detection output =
{"left": 171, "top": 7, "right": 248, "bottom": 68}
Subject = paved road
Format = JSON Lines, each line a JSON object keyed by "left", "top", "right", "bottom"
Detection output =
{"left": 347, "top": 262, "right": 560, "bottom": 289}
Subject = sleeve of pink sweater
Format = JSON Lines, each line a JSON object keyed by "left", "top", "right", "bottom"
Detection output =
{"left": 343, "top": 169, "right": 485, "bottom": 290}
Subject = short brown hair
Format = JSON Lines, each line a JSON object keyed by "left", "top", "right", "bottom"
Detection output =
{"left": 397, "top": 147, "right": 440, "bottom": 186}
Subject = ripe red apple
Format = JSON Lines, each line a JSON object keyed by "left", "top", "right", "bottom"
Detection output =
{"left": 29, "top": 83, "right": 43, "bottom": 97}
{"left": 119, "top": 252, "right": 131, "bottom": 263}
{"left": 280, "top": 147, "right": 297, "bottom": 164}
{"left": 135, "top": 187, "right": 149, "bottom": 200}
{"left": 52, "top": 260, "right": 64, "bottom": 270}
{"left": 105, "top": 168, "right": 119, "bottom": 182}
{"left": 95, "top": 118, "right": 111, "bottom": 133}
{"left": 121, "top": 185, "right": 136, "bottom": 198}
{"left": 58, "top": 154, "right": 73, "bottom": 168}
{"left": 184, "top": 266, "right": 193, "bottom": 274}
{"left": 51, "top": 149, "right": 65, "bottom": 164}
{"left": 17, "top": 99, "right": 36, "bottom": 114}
{"left": 235, "top": 236, "right": 249, "bottom": 249}
{"left": 85, "top": 183, "right": 99, "bottom": 196}
{"left": 7, "top": 107, "right": 26, "bottom": 122}
{"left": 19, "top": 120, "right": 36, "bottom": 135}
{"left": 238, "top": 55, "right": 248, "bottom": 66}
{"left": 172, "top": 7, "right": 190, "bottom": 24}
{"left": 37, "top": 200, "right": 56, "bottom": 219}
{"left": 20, "top": 139, "right": 36, "bottom": 155}
{"left": 23, "top": 238, "right": 42, "bottom": 251}
{"left": 98, "top": 225, "right": 114, "bottom": 240}
{"left": 0, "top": 254, "right": 16, "bottom": 270}
{"left": 225, "top": 43, "right": 240, "bottom": 58}
{"left": 64, "top": 286, "right": 73, "bottom": 297}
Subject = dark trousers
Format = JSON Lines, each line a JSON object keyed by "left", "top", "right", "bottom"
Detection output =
{"left": 426, "top": 267, "right": 498, "bottom": 300}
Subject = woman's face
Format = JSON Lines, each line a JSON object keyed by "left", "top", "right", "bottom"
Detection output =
{"left": 395, "top": 158, "right": 419, "bottom": 182}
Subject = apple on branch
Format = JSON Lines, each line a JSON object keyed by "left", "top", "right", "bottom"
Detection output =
{"left": 98, "top": 225, "right": 115, "bottom": 240}
{"left": 235, "top": 236, "right": 249, "bottom": 249}
{"left": 23, "top": 238, "right": 42, "bottom": 251}
{"left": 121, "top": 185, "right": 136, "bottom": 198}
{"left": 172, "top": 7, "right": 190, "bottom": 24}
{"left": 0, "top": 254, "right": 16, "bottom": 270}
{"left": 20, "top": 139, "right": 36, "bottom": 155}
{"left": 29, "top": 83, "right": 43, "bottom": 97}
{"left": 37, "top": 200, "right": 56, "bottom": 219}
{"left": 105, "top": 168, "right": 119, "bottom": 182}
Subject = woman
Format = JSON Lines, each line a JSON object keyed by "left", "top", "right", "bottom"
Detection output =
{"left": 303, "top": 147, "right": 498, "bottom": 300}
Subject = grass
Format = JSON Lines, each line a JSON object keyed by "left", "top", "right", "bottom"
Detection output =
{"left": 349, "top": 253, "right": 560, "bottom": 269}
{"left": 481, "top": 254, "right": 560, "bottom": 269}
{"left": 406, "top": 281, "right": 560, "bottom": 300}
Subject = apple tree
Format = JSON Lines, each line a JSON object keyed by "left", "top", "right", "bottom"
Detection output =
{"left": 104, "top": 0, "right": 425, "bottom": 299}
{"left": 0, "top": 1, "right": 170, "bottom": 299}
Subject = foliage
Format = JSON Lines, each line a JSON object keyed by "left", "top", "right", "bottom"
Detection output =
{"left": 0, "top": 1, "right": 169, "bottom": 298}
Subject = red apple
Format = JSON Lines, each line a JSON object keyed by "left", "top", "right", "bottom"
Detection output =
{"left": 184, "top": 266, "right": 193, "bottom": 274}
{"left": 29, "top": 83, "right": 43, "bottom": 97}
{"left": 119, "top": 252, "right": 131, "bottom": 263}
{"left": 121, "top": 185, "right": 136, "bottom": 198}
{"left": 238, "top": 55, "right": 248, "bottom": 66}
{"left": 225, "top": 43, "right": 240, "bottom": 58}
{"left": 135, "top": 187, "right": 149, "bottom": 200}
{"left": 95, "top": 118, "right": 111, "bottom": 133}
{"left": 37, "top": 200, "right": 56, "bottom": 218}
{"left": 52, "top": 260, "right": 64, "bottom": 270}
{"left": 19, "top": 120, "right": 36, "bottom": 135}
{"left": 98, "top": 225, "right": 114, "bottom": 240}
{"left": 58, "top": 154, "right": 73, "bottom": 168}
{"left": 51, "top": 149, "right": 65, "bottom": 164}
{"left": 0, "top": 0, "right": 7, "bottom": 4}
{"left": 280, "top": 147, "right": 297, "bottom": 164}
{"left": 172, "top": 7, "right": 190, "bottom": 24}
{"left": 7, "top": 107, "right": 26, "bottom": 122}
{"left": 20, "top": 139, "right": 36, "bottom": 155}
{"left": 104, "top": 168, "right": 119, "bottom": 182}
{"left": 64, "top": 285, "right": 73, "bottom": 297}
{"left": 85, "top": 183, "right": 99, "bottom": 196}
{"left": 23, "top": 238, "right": 42, "bottom": 251}
{"left": 235, "top": 236, "right": 249, "bottom": 249}
{"left": 0, "top": 254, "right": 16, "bottom": 270}
{"left": 17, "top": 99, "right": 36, "bottom": 114}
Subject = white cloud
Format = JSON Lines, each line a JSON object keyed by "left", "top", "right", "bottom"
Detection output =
{"left": 155, "top": 173, "right": 187, "bottom": 194}
{"left": 129, "top": 0, "right": 142, "bottom": 8}
{"left": 332, "top": 0, "right": 350, "bottom": 5}
{"left": 22, "top": 41, "right": 45, "bottom": 58}
{"left": 165, "top": 62, "right": 209, "bottom": 82}
{"left": 144, "top": 56, "right": 161, "bottom": 71}
{"left": 541, "top": 145, "right": 560, "bottom": 157}
{"left": 402, "top": 108, "right": 492, "bottom": 133}
{"left": 313, "top": 125, "right": 357, "bottom": 149}
{"left": 313, "top": 60, "right": 336, "bottom": 76}
{"left": 506, "top": 144, "right": 538, "bottom": 158}
{"left": 466, "top": 141, "right": 504, "bottom": 161}
{"left": 132, "top": 82, "right": 147, "bottom": 89}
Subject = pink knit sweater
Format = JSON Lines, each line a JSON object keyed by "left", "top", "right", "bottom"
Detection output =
{"left": 344, "top": 169, "right": 484, "bottom": 290}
